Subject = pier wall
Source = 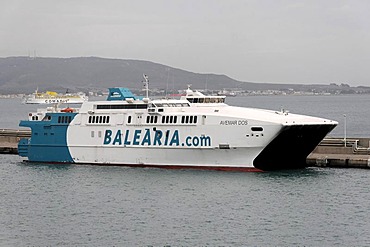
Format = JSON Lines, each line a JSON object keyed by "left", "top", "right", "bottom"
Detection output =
{"left": 0, "top": 129, "right": 30, "bottom": 154}
{"left": 307, "top": 138, "right": 370, "bottom": 169}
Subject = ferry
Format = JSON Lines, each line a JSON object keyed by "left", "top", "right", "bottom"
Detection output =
{"left": 18, "top": 77, "right": 337, "bottom": 171}
{"left": 23, "top": 89, "right": 88, "bottom": 104}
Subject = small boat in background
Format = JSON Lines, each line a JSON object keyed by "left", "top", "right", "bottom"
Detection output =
{"left": 23, "top": 89, "right": 88, "bottom": 104}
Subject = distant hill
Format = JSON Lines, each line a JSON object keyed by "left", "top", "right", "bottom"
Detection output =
{"left": 0, "top": 56, "right": 369, "bottom": 94}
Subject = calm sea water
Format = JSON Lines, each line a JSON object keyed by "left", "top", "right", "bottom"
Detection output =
{"left": 1, "top": 95, "right": 370, "bottom": 246}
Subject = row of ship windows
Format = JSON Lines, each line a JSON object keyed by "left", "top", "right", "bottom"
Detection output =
{"left": 186, "top": 98, "right": 225, "bottom": 103}
{"left": 87, "top": 115, "right": 197, "bottom": 125}
{"left": 32, "top": 115, "right": 51, "bottom": 121}
{"left": 88, "top": 115, "right": 111, "bottom": 124}
{"left": 96, "top": 104, "right": 148, "bottom": 109}
{"left": 58, "top": 116, "right": 72, "bottom": 124}
{"left": 31, "top": 115, "right": 69, "bottom": 123}
{"left": 146, "top": 115, "right": 198, "bottom": 124}
{"left": 151, "top": 103, "right": 190, "bottom": 108}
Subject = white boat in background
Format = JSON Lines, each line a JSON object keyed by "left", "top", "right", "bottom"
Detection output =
{"left": 23, "top": 90, "right": 88, "bottom": 104}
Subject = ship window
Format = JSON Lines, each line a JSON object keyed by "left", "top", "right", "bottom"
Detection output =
{"left": 174, "top": 116, "right": 177, "bottom": 123}
{"left": 194, "top": 116, "right": 197, "bottom": 123}
{"left": 88, "top": 116, "right": 92, "bottom": 123}
{"left": 146, "top": 116, "right": 150, "bottom": 123}
{"left": 193, "top": 98, "right": 198, "bottom": 103}
{"left": 99, "top": 116, "right": 103, "bottom": 123}
{"left": 198, "top": 98, "right": 204, "bottom": 103}
{"left": 107, "top": 116, "right": 110, "bottom": 123}
{"left": 128, "top": 116, "right": 132, "bottom": 123}
{"left": 158, "top": 108, "right": 164, "bottom": 112}
{"left": 161, "top": 116, "right": 165, "bottom": 123}
{"left": 166, "top": 116, "right": 169, "bottom": 123}
{"left": 170, "top": 116, "right": 173, "bottom": 123}
{"left": 103, "top": 116, "right": 106, "bottom": 123}
{"left": 68, "top": 116, "right": 72, "bottom": 123}
{"left": 181, "top": 116, "right": 185, "bottom": 124}
{"left": 155, "top": 116, "right": 158, "bottom": 123}
{"left": 97, "top": 104, "right": 148, "bottom": 109}
{"left": 189, "top": 116, "right": 193, "bottom": 123}
{"left": 98, "top": 131, "right": 102, "bottom": 138}
{"left": 187, "top": 98, "right": 193, "bottom": 103}
{"left": 219, "top": 144, "right": 230, "bottom": 149}
{"left": 91, "top": 131, "right": 94, "bottom": 137}
{"left": 186, "top": 116, "right": 189, "bottom": 123}
{"left": 251, "top": 127, "right": 263, "bottom": 132}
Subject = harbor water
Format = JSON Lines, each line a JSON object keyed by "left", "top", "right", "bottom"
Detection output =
{"left": 1, "top": 94, "right": 370, "bottom": 245}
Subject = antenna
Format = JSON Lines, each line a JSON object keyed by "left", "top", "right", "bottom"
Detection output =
{"left": 142, "top": 74, "right": 149, "bottom": 99}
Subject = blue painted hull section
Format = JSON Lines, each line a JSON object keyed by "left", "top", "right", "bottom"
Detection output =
{"left": 19, "top": 113, "right": 77, "bottom": 163}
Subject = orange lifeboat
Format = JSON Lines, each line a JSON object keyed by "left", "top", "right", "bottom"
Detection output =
{"left": 61, "top": 107, "right": 74, "bottom": 113}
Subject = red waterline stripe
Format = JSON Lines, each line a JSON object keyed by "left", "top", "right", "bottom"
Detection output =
{"left": 23, "top": 160, "right": 264, "bottom": 172}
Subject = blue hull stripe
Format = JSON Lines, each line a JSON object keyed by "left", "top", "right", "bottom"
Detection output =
{"left": 18, "top": 112, "right": 77, "bottom": 163}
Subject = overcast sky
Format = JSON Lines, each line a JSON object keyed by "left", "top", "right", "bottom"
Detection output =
{"left": 1, "top": 0, "right": 370, "bottom": 86}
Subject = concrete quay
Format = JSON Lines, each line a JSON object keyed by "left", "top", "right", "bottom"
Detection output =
{"left": 307, "top": 138, "right": 370, "bottom": 169}
{"left": 1, "top": 128, "right": 370, "bottom": 169}
{"left": 0, "top": 129, "right": 30, "bottom": 154}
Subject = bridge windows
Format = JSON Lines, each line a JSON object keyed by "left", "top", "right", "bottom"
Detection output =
{"left": 96, "top": 104, "right": 148, "bottom": 109}
{"left": 186, "top": 97, "right": 225, "bottom": 103}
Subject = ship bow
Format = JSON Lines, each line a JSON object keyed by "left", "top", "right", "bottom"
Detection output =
{"left": 253, "top": 124, "right": 337, "bottom": 170}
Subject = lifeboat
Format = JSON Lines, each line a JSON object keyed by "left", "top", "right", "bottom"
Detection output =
{"left": 61, "top": 107, "right": 74, "bottom": 113}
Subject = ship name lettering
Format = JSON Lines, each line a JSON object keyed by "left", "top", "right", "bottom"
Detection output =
{"left": 103, "top": 129, "right": 211, "bottom": 147}
{"left": 220, "top": 120, "right": 248, "bottom": 125}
